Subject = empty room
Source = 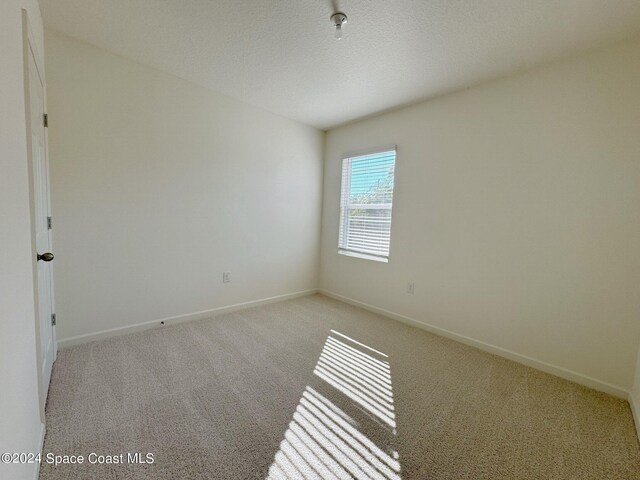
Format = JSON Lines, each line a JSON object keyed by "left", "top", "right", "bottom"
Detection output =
{"left": 2, "top": 0, "right": 640, "bottom": 479}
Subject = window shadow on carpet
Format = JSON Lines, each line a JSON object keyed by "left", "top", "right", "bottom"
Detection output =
{"left": 267, "top": 330, "right": 401, "bottom": 480}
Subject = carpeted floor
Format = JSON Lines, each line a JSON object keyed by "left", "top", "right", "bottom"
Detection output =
{"left": 40, "top": 294, "right": 640, "bottom": 479}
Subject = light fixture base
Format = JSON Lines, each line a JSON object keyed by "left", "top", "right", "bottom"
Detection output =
{"left": 330, "top": 12, "right": 348, "bottom": 27}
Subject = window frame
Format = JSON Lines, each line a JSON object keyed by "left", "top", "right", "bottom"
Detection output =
{"left": 337, "top": 145, "right": 397, "bottom": 263}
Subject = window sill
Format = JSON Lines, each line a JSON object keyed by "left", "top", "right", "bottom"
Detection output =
{"left": 338, "top": 250, "right": 388, "bottom": 263}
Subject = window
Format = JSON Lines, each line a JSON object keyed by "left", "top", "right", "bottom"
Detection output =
{"left": 338, "top": 146, "right": 396, "bottom": 262}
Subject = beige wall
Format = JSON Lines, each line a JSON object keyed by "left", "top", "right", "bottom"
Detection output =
{"left": 320, "top": 38, "right": 640, "bottom": 394}
{"left": 0, "top": 1, "right": 46, "bottom": 479}
{"left": 45, "top": 31, "right": 324, "bottom": 342}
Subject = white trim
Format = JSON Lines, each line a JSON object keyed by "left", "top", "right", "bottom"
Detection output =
{"left": 629, "top": 392, "right": 640, "bottom": 443}
{"left": 341, "top": 144, "right": 397, "bottom": 160}
{"left": 57, "top": 289, "right": 318, "bottom": 348}
{"left": 338, "top": 249, "right": 388, "bottom": 263}
{"left": 319, "top": 289, "right": 629, "bottom": 399}
{"left": 33, "top": 422, "right": 45, "bottom": 480}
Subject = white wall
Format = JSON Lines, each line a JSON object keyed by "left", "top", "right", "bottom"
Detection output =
{"left": 45, "top": 31, "right": 324, "bottom": 342}
{"left": 320, "top": 38, "right": 640, "bottom": 394}
{"left": 0, "top": 1, "right": 46, "bottom": 479}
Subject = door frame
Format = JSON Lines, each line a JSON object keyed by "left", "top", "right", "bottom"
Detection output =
{"left": 22, "top": 8, "right": 57, "bottom": 423}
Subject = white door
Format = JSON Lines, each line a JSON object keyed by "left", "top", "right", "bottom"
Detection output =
{"left": 28, "top": 41, "right": 56, "bottom": 400}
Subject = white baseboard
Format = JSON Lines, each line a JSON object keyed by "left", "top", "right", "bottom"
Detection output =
{"left": 319, "top": 289, "right": 629, "bottom": 399}
{"left": 33, "top": 422, "right": 45, "bottom": 480}
{"left": 629, "top": 392, "right": 640, "bottom": 443}
{"left": 58, "top": 289, "right": 318, "bottom": 349}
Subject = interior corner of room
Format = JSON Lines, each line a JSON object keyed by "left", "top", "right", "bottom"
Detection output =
{"left": 2, "top": 1, "right": 640, "bottom": 479}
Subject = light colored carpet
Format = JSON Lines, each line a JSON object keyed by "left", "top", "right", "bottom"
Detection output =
{"left": 40, "top": 294, "right": 640, "bottom": 479}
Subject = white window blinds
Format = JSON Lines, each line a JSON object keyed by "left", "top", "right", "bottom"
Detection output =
{"left": 338, "top": 147, "right": 396, "bottom": 261}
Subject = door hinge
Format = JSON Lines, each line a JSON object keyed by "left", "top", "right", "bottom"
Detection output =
{"left": 43, "top": 113, "right": 48, "bottom": 128}
{"left": 51, "top": 313, "right": 56, "bottom": 326}
{"left": 47, "top": 216, "right": 52, "bottom": 230}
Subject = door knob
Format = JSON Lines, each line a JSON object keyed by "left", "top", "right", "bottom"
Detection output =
{"left": 37, "top": 252, "right": 54, "bottom": 262}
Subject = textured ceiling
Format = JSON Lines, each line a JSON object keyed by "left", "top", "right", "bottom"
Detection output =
{"left": 40, "top": 0, "right": 640, "bottom": 130}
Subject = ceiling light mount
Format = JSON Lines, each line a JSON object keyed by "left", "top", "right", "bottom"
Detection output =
{"left": 330, "top": 12, "right": 348, "bottom": 40}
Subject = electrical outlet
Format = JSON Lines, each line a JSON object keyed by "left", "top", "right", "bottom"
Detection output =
{"left": 407, "top": 282, "right": 415, "bottom": 294}
{"left": 223, "top": 272, "right": 231, "bottom": 283}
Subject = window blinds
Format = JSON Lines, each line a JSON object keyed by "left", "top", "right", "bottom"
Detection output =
{"left": 338, "top": 147, "right": 396, "bottom": 260}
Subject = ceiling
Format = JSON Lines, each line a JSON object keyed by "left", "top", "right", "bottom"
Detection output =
{"left": 40, "top": 0, "right": 640, "bottom": 130}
